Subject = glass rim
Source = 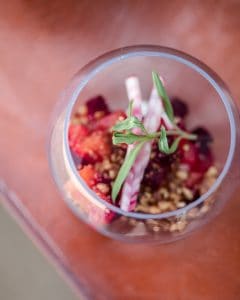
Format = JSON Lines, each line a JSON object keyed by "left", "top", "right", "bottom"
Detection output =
{"left": 62, "top": 45, "right": 237, "bottom": 220}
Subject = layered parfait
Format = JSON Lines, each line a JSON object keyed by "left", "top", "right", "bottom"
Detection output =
{"left": 67, "top": 72, "right": 218, "bottom": 233}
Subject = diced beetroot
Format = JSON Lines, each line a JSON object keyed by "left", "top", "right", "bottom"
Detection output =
{"left": 68, "top": 124, "right": 89, "bottom": 149}
{"left": 191, "top": 127, "right": 213, "bottom": 144}
{"left": 142, "top": 166, "right": 167, "bottom": 190}
{"left": 86, "top": 95, "right": 110, "bottom": 117}
{"left": 151, "top": 141, "right": 176, "bottom": 167}
{"left": 74, "top": 130, "right": 111, "bottom": 163}
{"left": 94, "top": 111, "right": 126, "bottom": 131}
{"left": 192, "top": 126, "right": 213, "bottom": 156}
{"left": 171, "top": 97, "right": 189, "bottom": 118}
{"left": 179, "top": 139, "right": 213, "bottom": 173}
{"left": 142, "top": 142, "right": 170, "bottom": 189}
{"left": 179, "top": 140, "right": 199, "bottom": 170}
{"left": 195, "top": 148, "right": 213, "bottom": 173}
{"left": 175, "top": 117, "right": 186, "bottom": 130}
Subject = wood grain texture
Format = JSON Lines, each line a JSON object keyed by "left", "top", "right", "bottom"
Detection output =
{"left": 0, "top": 1, "right": 240, "bottom": 299}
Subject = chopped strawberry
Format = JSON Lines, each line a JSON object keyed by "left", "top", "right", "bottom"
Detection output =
{"left": 75, "top": 130, "right": 111, "bottom": 163}
{"left": 94, "top": 111, "right": 126, "bottom": 131}
{"left": 86, "top": 95, "right": 110, "bottom": 117}
{"left": 68, "top": 124, "right": 89, "bottom": 149}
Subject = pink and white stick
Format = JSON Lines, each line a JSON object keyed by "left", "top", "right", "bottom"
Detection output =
{"left": 119, "top": 77, "right": 143, "bottom": 211}
{"left": 120, "top": 87, "right": 164, "bottom": 211}
{"left": 125, "top": 76, "right": 143, "bottom": 120}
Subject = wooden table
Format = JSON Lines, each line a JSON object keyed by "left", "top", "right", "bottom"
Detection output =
{"left": 1, "top": 1, "right": 240, "bottom": 299}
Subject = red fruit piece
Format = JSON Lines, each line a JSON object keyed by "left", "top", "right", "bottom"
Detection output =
{"left": 171, "top": 97, "right": 189, "bottom": 118}
{"left": 191, "top": 127, "right": 213, "bottom": 144}
{"left": 142, "top": 167, "right": 167, "bottom": 190}
{"left": 195, "top": 149, "right": 213, "bottom": 173}
{"left": 94, "top": 111, "right": 126, "bottom": 131}
{"left": 179, "top": 140, "right": 213, "bottom": 173}
{"left": 179, "top": 140, "right": 199, "bottom": 170}
{"left": 86, "top": 95, "right": 110, "bottom": 117}
{"left": 175, "top": 118, "right": 186, "bottom": 130}
{"left": 68, "top": 124, "right": 89, "bottom": 149}
{"left": 75, "top": 130, "right": 111, "bottom": 163}
{"left": 79, "top": 165, "right": 96, "bottom": 188}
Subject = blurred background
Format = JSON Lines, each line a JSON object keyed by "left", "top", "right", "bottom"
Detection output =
{"left": 0, "top": 1, "right": 240, "bottom": 299}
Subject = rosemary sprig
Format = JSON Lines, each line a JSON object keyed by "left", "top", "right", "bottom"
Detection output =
{"left": 152, "top": 71, "right": 174, "bottom": 122}
{"left": 111, "top": 72, "right": 197, "bottom": 201}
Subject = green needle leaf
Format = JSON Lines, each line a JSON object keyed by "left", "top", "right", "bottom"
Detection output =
{"left": 111, "top": 142, "right": 145, "bottom": 202}
{"left": 113, "top": 132, "right": 149, "bottom": 145}
{"left": 158, "top": 127, "right": 182, "bottom": 154}
{"left": 152, "top": 71, "right": 174, "bottom": 123}
{"left": 112, "top": 115, "right": 148, "bottom": 134}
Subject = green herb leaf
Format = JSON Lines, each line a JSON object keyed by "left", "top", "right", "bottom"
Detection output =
{"left": 158, "top": 127, "right": 182, "bottom": 154}
{"left": 113, "top": 132, "right": 149, "bottom": 145}
{"left": 112, "top": 115, "right": 147, "bottom": 134}
{"left": 152, "top": 71, "right": 174, "bottom": 123}
{"left": 111, "top": 142, "right": 145, "bottom": 201}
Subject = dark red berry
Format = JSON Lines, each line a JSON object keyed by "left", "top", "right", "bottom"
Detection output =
{"left": 191, "top": 127, "right": 214, "bottom": 172}
{"left": 151, "top": 141, "right": 176, "bottom": 167}
{"left": 142, "top": 167, "right": 167, "bottom": 190}
{"left": 192, "top": 127, "right": 213, "bottom": 144}
{"left": 175, "top": 117, "right": 186, "bottom": 130}
{"left": 171, "top": 97, "right": 189, "bottom": 118}
{"left": 143, "top": 146, "right": 170, "bottom": 190}
{"left": 86, "top": 95, "right": 110, "bottom": 117}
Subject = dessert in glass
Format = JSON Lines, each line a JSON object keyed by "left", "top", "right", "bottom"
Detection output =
{"left": 49, "top": 46, "right": 240, "bottom": 243}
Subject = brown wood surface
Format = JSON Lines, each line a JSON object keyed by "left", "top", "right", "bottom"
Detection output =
{"left": 1, "top": 1, "right": 240, "bottom": 299}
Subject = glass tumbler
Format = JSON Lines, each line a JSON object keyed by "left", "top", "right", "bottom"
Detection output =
{"left": 48, "top": 45, "right": 240, "bottom": 244}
